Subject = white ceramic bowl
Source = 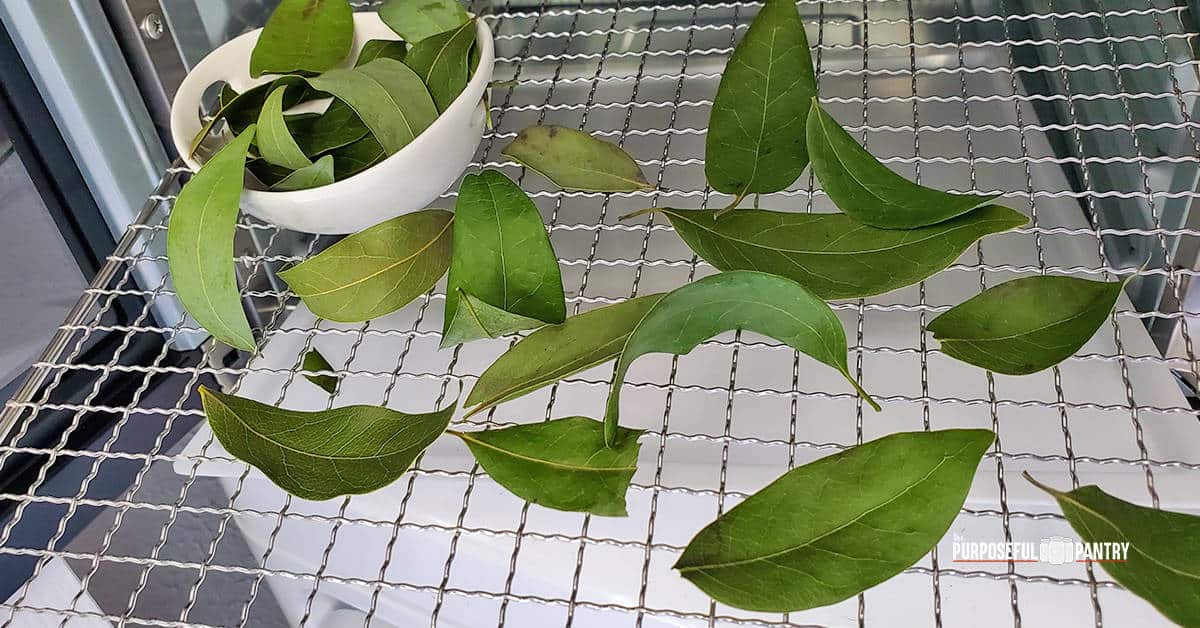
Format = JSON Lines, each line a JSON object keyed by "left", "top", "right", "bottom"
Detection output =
{"left": 170, "top": 13, "right": 493, "bottom": 234}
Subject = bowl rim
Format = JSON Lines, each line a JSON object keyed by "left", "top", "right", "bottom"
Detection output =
{"left": 170, "top": 13, "right": 494, "bottom": 199}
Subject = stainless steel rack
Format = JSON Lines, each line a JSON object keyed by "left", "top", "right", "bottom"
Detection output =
{"left": 2, "top": 0, "right": 1200, "bottom": 626}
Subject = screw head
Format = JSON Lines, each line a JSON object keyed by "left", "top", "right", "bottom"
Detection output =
{"left": 140, "top": 13, "right": 165, "bottom": 40}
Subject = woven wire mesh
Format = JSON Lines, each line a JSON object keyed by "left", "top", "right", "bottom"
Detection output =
{"left": 2, "top": 0, "right": 1200, "bottom": 626}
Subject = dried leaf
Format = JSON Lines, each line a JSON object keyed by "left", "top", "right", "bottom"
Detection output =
{"left": 379, "top": 0, "right": 469, "bottom": 43}
{"left": 271, "top": 155, "right": 335, "bottom": 191}
{"left": 256, "top": 86, "right": 312, "bottom": 170}
{"left": 306, "top": 59, "right": 438, "bottom": 154}
{"left": 250, "top": 0, "right": 353, "bottom": 77}
{"left": 404, "top": 19, "right": 476, "bottom": 112}
{"left": 502, "top": 125, "right": 651, "bottom": 192}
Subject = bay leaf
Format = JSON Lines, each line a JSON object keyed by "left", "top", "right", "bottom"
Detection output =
{"left": 245, "top": 158, "right": 293, "bottom": 188}
{"left": 706, "top": 0, "right": 816, "bottom": 209}
{"left": 654, "top": 205, "right": 1026, "bottom": 300}
{"left": 301, "top": 348, "right": 339, "bottom": 394}
{"left": 271, "top": 155, "right": 335, "bottom": 191}
{"left": 199, "top": 386, "right": 454, "bottom": 501}
{"left": 502, "top": 125, "right": 651, "bottom": 192}
{"left": 604, "top": 271, "right": 877, "bottom": 445}
{"left": 808, "top": 101, "right": 1000, "bottom": 229}
{"left": 442, "top": 170, "right": 565, "bottom": 347}
{"left": 441, "top": 289, "right": 552, "bottom": 348}
{"left": 190, "top": 76, "right": 307, "bottom": 157}
{"left": 379, "top": 0, "right": 469, "bottom": 43}
{"left": 356, "top": 39, "right": 408, "bottom": 66}
{"left": 279, "top": 209, "right": 453, "bottom": 322}
{"left": 249, "top": 0, "right": 353, "bottom": 77}
{"left": 453, "top": 417, "right": 643, "bottom": 516}
{"left": 676, "top": 429, "right": 994, "bottom": 612}
{"left": 307, "top": 58, "right": 438, "bottom": 154}
{"left": 329, "top": 134, "right": 386, "bottom": 179}
{"left": 1025, "top": 473, "right": 1200, "bottom": 627}
{"left": 404, "top": 19, "right": 476, "bottom": 112}
{"left": 465, "top": 294, "right": 665, "bottom": 417}
{"left": 167, "top": 127, "right": 257, "bottom": 351}
{"left": 293, "top": 99, "right": 370, "bottom": 157}
{"left": 256, "top": 86, "right": 313, "bottom": 170}
{"left": 927, "top": 275, "right": 1123, "bottom": 375}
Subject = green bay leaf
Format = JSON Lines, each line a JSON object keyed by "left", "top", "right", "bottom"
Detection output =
{"left": 928, "top": 275, "right": 1123, "bottom": 375}
{"left": 301, "top": 348, "right": 339, "bottom": 394}
{"left": 356, "top": 39, "right": 409, "bottom": 66}
{"left": 442, "top": 170, "right": 566, "bottom": 348}
{"left": 271, "top": 155, "right": 335, "bottom": 191}
{"left": 329, "top": 134, "right": 386, "bottom": 179}
{"left": 808, "top": 101, "right": 1000, "bottom": 229}
{"left": 293, "top": 99, "right": 370, "bottom": 157}
{"left": 465, "top": 294, "right": 665, "bottom": 417}
{"left": 199, "top": 386, "right": 454, "bottom": 501}
{"left": 706, "top": 0, "right": 816, "bottom": 207}
{"left": 656, "top": 205, "right": 1026, "bottom": 300}
{"left": 307, "top": 58, "right": 438, "bottom": 154}
{"left": 279, "top": 209, "right": 453, "bottom": 322}
{"left": 190, "top": 76, "right": 307, "bottom": 157}
{"left": 1026, "top": 474, "right": 1200, "bottom": 627}
{"left": 167, "top": 127, "right": 257, "bottom": 351}
{"left": 604, "top": 271, "right": 877, "bottom": 445}
{"left": 676, "top": 429, "right": 994, "bottom": 612}
{"left": 502, "top": 125, "right": 651, "bottom": 192}
{"left": 441, "top": 289, "right": 551, "bottom": 348}
{"left": 256, "top": 86, "right": 313, "bottom": 170}
{"left": 454, "top": 417, "right": 643, "bottom": 516}
{"left": 249, "top": 0, "right": 353, "bottom": 77}
{"left": 404, "top": 19, "right": 476, "bottom": 112}
{"left": 379, "top": 0, "right": 469, "bottom": 43}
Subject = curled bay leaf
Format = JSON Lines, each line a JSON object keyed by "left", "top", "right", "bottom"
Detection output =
{"left": 167, "top": 127, "right": 256, "bottom": 351}
{"left": 404, "top": 19, "right": 476, "bottom": 112}
{"left": 190, "top": 76, "right": 307, "bottom": 157}
{"left": 279, "top": 209, "right": 453, "bottom": 322}
{"left": 293, "top": 99, "right": 370, "bottom": 157}
{"left": 706, "top": 0, "right": 816, "bottom": 209}
{"left": 329, "top": 135, "right": 386, "bottom": 179}
{"left": 307, "top": 58, "right": 438, "bottom": 154}
{"left": 502, "top": 125, "right": 651, "bottom": 192}
{"left": 653, "top": 205, "right": 1026, "bottom": 299}
{"left": 928, "top": 275, "right": 1123, "bottom": 375}
{"left": 250, "top": 0, "right": 353, "bottom": 77}
{"left": 301, "top": 348, "right": 339, "bottom": 394}
{"left": 199, "top": 386, "right": 454, "bottom": 501}
{"left": 271, "top": 155, "right": 335, "bottom": 191}
{"left": 453, "top": 417, "right": 643, "bottom": 516}
{"left": 442, "top": 170, "right": 565, "bottom": 347}
{"left": 256, "top": 86, "right": 313, "bottom": 170}
{"left": 807, "top": 101, "right": 1000, "bottom": 229}
{"left": 356, "top": 39, "right": 408, "bottom": 66}
{"left": 603, "top": 271, "right": 877, "bottom": 445}
{"left": 676, "top": 429, "right": 994, "bottom": 612}
{"left": 465, "top": 294, "right": 665, "bottom": 417}
{"left": 380, "top": 0, "right": 469, "bottom": 43}
{"left": 1025, "top": 473, "right": 1200, "bottom": 627}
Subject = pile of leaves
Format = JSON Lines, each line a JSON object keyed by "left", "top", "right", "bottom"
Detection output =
{"left": 166, "top": 0, "right": 1199, "bottom": 623}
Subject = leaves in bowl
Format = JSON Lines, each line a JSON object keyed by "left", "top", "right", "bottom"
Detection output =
{"left": 928, "top": 275, "right": 1124, "bottom": 375}
{"left": 405, "top": 19, "right": 477, "bottom": 112}
{"left": 603, "top": 271, "right": 877, "bottom": 445}
{"left": 293, "top": 99, "right": 370, "bottom": 157}
{"left": 356, "top": 39, "right": 408, "bottom": 66}
{"left": 271, "top": 155, "right": 335, "bottom": 191}
{"left": 250, "top": 0, "right": 353, "bottom": 77}
{"left": 199, "top": 386, "right": 454, "bottom": 501}
{"left": 706, "top": 0, "right": 816, "bottom": 210}
{"left": 465, "top": 295, "right": 664, "bottom": 417}
{"left": 167, "top": 127, "right": 257, "bottom": 351}
{"left": 307, "top": 58, "right": 438, "bottom": 154}
{"left": 1025, "top": 473, "right": 1200, "bottom": 627}
{"left": 301, "top": 348, "right": 340, "bottom": 394}
{"left": 190, "top": 76, "right": 307, "bottom": 157}
{"left": 807, "top": 101, "right": 1000, "bottom": 229}
{"left": 280, "top": 209, "right": 454, "bottom": 322}
{"left": 380, "top": 0, "right": 469, "bottom": 43}
{"left": 442, "top": 170, "right": 565, "bottom": 347}
{"left": 502, "top": 125, "right": 651, "bottom": 192}
{"left": 676, "top": 429, "right": 993, "bottom": 611}
{"left": 652, "top": 205, "right": 1026, "bottom": 299}
{"left": 329, "top": 135, "right": 387, "bottom": 179}
{"left": 454, "top": 417, "right": 643, "bottom": 516}
{"left": 256, "top": 86, "right": 313, "bottom": 169}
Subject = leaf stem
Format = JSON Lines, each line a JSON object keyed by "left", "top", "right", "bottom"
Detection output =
{"left": 618, "top": 207, "right": 662, "bottom": 221}
{"left": 713, "top": 193, "right": 747, "bottom": 219}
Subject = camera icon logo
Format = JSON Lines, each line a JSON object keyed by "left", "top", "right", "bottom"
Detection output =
{"left": 1039, "top": 536, "right": 1076, "bottom": 565}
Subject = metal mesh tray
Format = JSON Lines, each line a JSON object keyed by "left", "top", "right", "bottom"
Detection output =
{"left": 2, "top": 0, "right": 1200, "bottom": 626}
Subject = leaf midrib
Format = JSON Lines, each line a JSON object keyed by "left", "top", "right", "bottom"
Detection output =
{"left": 455, "top": 431, "right": 635, "bottom": 473}
{"left": 932, "top": 284, "right": 1117, "bottom": 343}
{"left": 1055, "top": 490, "right": 1200, "bottom": 581}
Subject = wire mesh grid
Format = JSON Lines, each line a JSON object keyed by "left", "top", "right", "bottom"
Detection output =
{"left": 2, "top": 0, "right": 1200, "bottom": 626}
